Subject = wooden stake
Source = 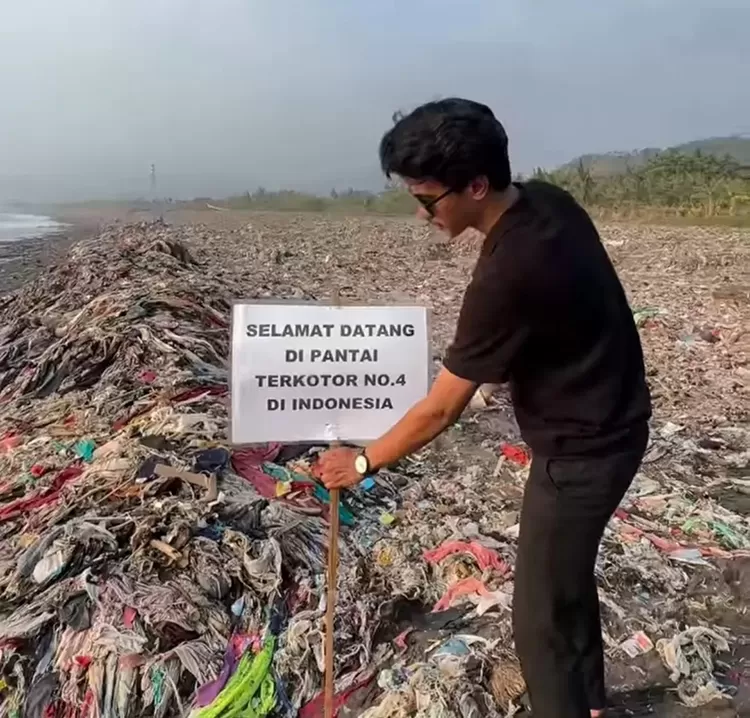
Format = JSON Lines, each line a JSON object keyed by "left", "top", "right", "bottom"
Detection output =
{"left": 325, "top": 290, "right": 344, "bottom": 718}
{"left": 324, "top": 486, "right": 340, "bottom": 718}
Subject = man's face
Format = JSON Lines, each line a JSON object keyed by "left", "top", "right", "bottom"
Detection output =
{"left": 403, "top": 178, "right": 477, "bottom": 239}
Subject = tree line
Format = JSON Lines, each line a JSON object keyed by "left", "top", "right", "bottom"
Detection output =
{"left": 531, "top": 150, "right": 750, "bottom": 219}
{"left": 173, "top": 149, "right": 750, "bottom": 221}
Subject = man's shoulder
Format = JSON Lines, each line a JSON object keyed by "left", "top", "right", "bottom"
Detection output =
{"left": 517, "top": 180, "right": 591, "bottom": 222}
{"left": 519, "top": 178, "right": 579, "bottom": 202}
{"left": 487, "top": 180, "right": 589, "bottom": 241}
{"left": 507, "top": 179, "right": 599, "bottom": 247}
{"left": 479, "top": 179, "right": 605, "bottom": 294}
{"left": 482, "top": 180, "right": 584, "bottom": 260}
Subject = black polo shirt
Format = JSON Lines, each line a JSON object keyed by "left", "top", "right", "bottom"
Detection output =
{"left": 443, "top": 180, "right": 651, "bottom": 457}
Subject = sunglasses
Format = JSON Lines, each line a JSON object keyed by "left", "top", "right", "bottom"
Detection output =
{"left": 413, "top": 188, "right": 453, "bottom": 216}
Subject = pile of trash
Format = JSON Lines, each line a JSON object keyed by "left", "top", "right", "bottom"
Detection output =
{"left": 0, "top": 219, "right": 747, "bottom": 717}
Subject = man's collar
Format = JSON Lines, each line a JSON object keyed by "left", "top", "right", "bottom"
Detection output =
{"left": 479, "top": 183, "right": 526, "bottom": 255}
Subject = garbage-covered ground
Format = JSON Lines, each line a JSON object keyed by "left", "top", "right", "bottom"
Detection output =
{"left": 0, "top": 222, "right": 96, "bottom": 296}
{"left": 0, "top": 211, "right": 748, "bottom": 718}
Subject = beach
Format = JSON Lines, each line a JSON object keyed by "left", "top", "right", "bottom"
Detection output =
{"left": 0, "top": 209, "right": 747, "bottom": 716}
{"left": 0, "top": 211, "right": 99, "bottom": 295}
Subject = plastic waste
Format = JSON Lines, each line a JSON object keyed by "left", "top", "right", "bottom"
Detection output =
{"left": 433, "top": 577, "right": 492, "bottom": 612}
{"left": 500, "top": 443, "right": 530, "bottom": 467}
{"left": 433, "top": 637, "right": 471, "bottom": 657}
{"left": 668, "top": 548, "right": 711, "bottom": 566}
{"left": 656, "top": 627, "right": 731, "bottom": 707}
{"left": 619, "top": 631, "right": 654, "bottom": 658}
{"left": 379, "top": 512, "right": 396, "bottom": 526}
{"left": 424, "top": 540, "right": 511, "bottom": 574}
{"left": 0, "top": 221, "right": 746, "bottom": 717}
{"left": 73, "top": 438, "right": 96, "bottom": 462}
{"left": 632, "top": 306, "right": 663, "bottom": 327}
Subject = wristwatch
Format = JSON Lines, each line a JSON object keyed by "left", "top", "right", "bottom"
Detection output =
{"left": 354, "top": 449, "right": 372, "bottom": 478}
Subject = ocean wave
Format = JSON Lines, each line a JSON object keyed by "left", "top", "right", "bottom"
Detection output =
{"left": 0, "top": 213, "right": 66, "bottom": 240}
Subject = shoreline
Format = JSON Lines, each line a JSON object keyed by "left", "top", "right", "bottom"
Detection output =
{"left": 0, "top": 219, "right": 99, "bottom": 296}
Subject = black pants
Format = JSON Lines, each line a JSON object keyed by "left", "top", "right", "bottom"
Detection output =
{"left": 512, "top": 428, "right": 648, "bottom": 718}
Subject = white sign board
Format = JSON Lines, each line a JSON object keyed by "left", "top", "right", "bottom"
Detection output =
{"left": 230, "top": 302, "right": 430, "bottom": 444}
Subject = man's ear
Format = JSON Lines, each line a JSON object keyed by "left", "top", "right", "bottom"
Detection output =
{"left": 467, "top": 176, "right": 490, "bottom": 201}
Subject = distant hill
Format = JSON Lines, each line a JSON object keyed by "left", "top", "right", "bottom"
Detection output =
{"left": 560, "top": 135, "right": 750, "bottom": 176}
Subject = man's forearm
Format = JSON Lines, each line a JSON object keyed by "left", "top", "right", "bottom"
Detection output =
{"left": 364, "top": 399, "right": 457, "bottom": 471}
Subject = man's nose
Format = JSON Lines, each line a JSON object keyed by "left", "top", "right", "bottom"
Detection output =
{"left": 416, "top": 206, "right": 431, "bottom": 222}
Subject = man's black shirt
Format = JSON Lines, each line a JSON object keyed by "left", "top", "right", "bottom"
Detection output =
{"left": 443, "top": 180, "right": 651, "bottom": 456}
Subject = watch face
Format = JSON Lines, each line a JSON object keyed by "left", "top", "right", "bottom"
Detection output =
{"left": 355, "top": 454, "right": 368, "bottom": 475}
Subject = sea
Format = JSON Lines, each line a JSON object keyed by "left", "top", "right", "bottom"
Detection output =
{"left": 0, "top": 212, "right": 67, "bottom": 242}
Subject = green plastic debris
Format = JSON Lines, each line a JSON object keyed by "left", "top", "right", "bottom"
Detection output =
{"left": 73, "top": 438, "right": 96, "bottom": 463}
{"left": 194, "top": 636, "right": 276, "bottom": 718}
{"left": 312, "top": 484, "right": 355, "bottom": 526}
{"left": 380, "top": 512, "right": 396, "bottom": 527}
{"left": 19, "top": 473, "right": 35, "bottom": 486}
{"left": 682, "top": 517, "right": 748, "bottom": 550}
{"left": 152, "top": 667, "right": 165, "bottom": 707}
{"left": 52, "top": 441, "right": 69, "bottom": 456}
{"left": 262, "top": 463, "right": 298, "bottom": 484}
{"left": 711, "top": 521, "right": 748, "bottom": 550}
{"left": 262, "top": 462, "right": 355, "bottom": 526}
{"left": 244, "top": 673, "right": 276, "bottom": 717}
{"left": 681, "top": 518, "right": 709, "bottom": 535}
{"left": 632, "top": 307, "right": 662, "bottom": 328}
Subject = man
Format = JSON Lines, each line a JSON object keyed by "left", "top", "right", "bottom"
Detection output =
{"left": 317, "top": 98, "right": 651, "bottom": 718}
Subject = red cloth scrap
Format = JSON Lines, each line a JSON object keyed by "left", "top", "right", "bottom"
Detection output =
{"left": 500, "top": 442, "right": 530, "bottom": 466}
{"left": 433, "top": 577, "right": 491, "bottom": 612}
{"left": 0, "top": 432, "right": 21, "bottom": 454}
{"left": 230, "top": 446, "right": 323, "bottom": 516}
{"left": 424, "top": 540, "right": 511, "bottom": 575}
{"left": 123, "top": 607, "right": 137, "bottom": 629}
{"left": 299, "top": 676, "right": 373, "bottom": 718}
{"left": 0, "top": 465, "right": 84, "bottom": 523}
{"left": 613, "top": 508, "right": 734, "bottom": 558}
{"left": 394, "top": 628, "right": 413, "bottom": 652}
{"left": 230, "top": 446, "right": 282, "bottom": 499}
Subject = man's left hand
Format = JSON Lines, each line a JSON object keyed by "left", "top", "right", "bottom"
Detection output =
{"left": 316, "top": 446, "right": 362, "bottom": 489}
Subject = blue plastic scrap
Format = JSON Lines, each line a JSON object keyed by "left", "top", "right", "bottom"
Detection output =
{"left": 262, "top": 462, "right": 356, "bottom": 526}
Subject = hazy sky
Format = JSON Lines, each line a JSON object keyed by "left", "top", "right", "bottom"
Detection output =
{"left": 1, "top": 0, "right": 748, "bottom": 202}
